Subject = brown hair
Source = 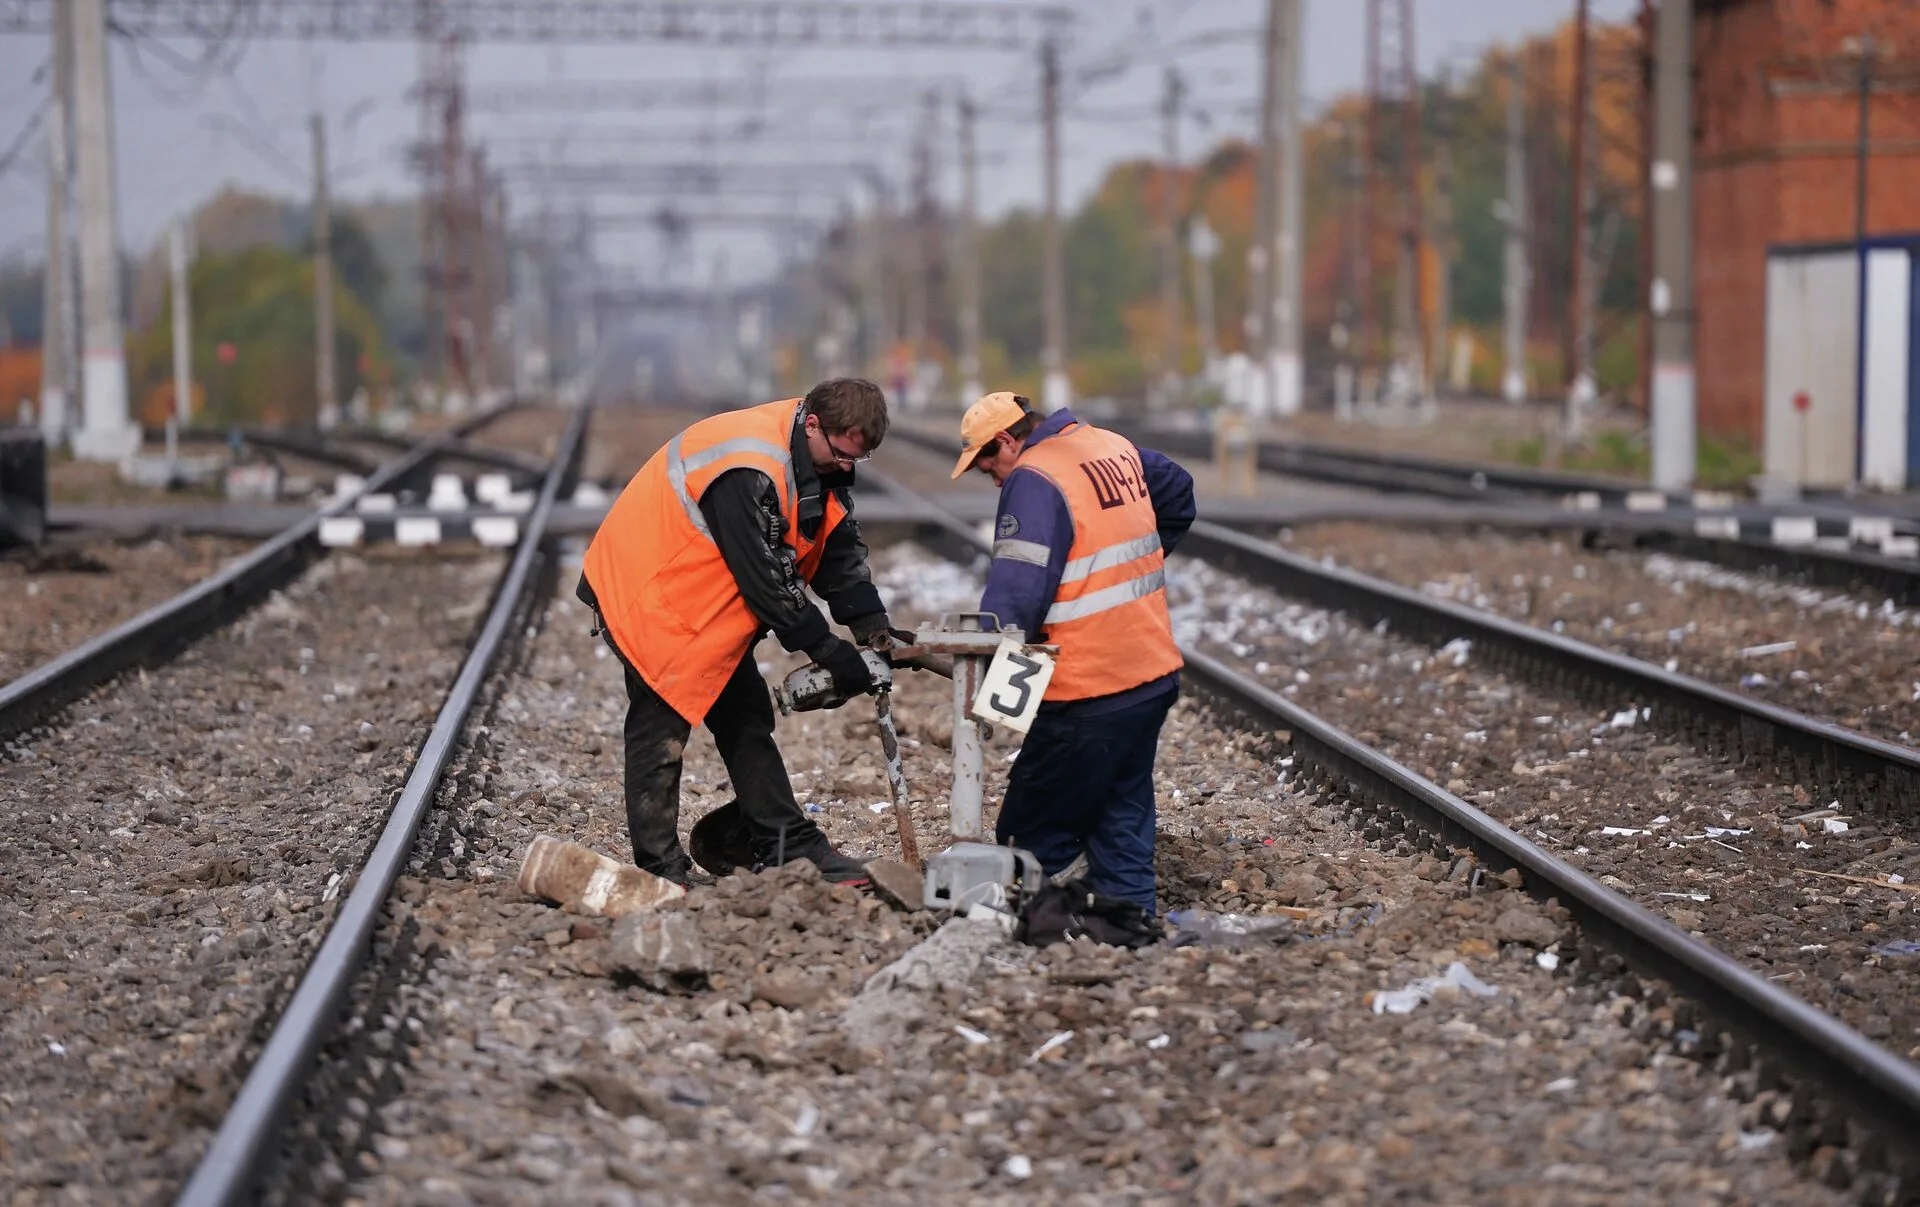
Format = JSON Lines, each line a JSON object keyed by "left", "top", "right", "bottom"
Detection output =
{"left": 804, "top": 378, "right": 889, "bottom": 448}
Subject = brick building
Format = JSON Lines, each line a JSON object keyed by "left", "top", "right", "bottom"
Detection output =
{"left": 1693, "top": 0, "right": 1920, "bottom": 443}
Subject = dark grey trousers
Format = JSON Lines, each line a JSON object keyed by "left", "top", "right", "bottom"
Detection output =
{"left": 620, "top": 650, "right": 826, "bottom": 873}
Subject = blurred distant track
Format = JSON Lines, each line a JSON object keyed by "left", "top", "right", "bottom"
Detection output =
{"left": 0, "top": 0, "right": 1073, "bottom": 46}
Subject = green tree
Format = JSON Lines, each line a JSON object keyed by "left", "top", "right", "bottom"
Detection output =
{"left": 127, "top": 245, "right": 391, "bottom": 428}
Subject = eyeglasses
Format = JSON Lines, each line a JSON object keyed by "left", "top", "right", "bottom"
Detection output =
{"left": 824, "top": 433, "right": 872, "bottom": 467}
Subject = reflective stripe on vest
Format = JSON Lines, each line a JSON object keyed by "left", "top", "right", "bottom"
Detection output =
{"left": 1046, "top": 564, "right": 1167, "bottom": 624}
{"left": 1010, "top": 422, "right": 1182, "bottom": 701}
{"left": 667, "top": 434, "right": 796, "bottom": 539}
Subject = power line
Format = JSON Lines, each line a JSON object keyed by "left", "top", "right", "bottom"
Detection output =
{"left": 0, "top": 95, "right": 50, "bottom": 181}
{"left": 1, "top": 1, "right": 1074, "bottom": 47}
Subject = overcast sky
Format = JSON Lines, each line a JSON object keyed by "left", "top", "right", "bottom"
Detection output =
{"left": 0, "top": 0, "right": 1640, "bottom": 282}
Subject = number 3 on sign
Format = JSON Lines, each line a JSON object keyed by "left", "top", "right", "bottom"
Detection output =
{"left": 970, "top": 639, "right": 1056, "bottom": 734}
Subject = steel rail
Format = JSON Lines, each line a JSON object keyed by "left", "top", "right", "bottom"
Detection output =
{"left": 872, "top": 427, "right": 1920, "bottom": 784}
{"left": 0, "top": 404, "right": 524, "bottom": 742}
{"left": 173, "top": 404, "right": 590, "bottom": 1207}
{"left": 1103, "top": 421, "right": 1920, "bottom": 600}
{"left": 865, "top": 465, "right": 1920, "bottom": 1189}
{"left": 883, "top": 420, "right": 1920, "bottom": 603}
{"left": 1179, "top": 520, "right": 1920, "bottom": 818}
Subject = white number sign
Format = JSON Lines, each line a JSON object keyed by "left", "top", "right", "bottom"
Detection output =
{"left": 970, "top": 639, "right": 1056, "bottom": 734}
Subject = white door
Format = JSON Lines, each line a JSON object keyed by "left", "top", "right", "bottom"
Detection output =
{"left": 1765, "top": 251, "right": 1860, "bottom": 488}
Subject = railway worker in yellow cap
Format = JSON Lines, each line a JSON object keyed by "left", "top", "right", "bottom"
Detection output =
{"left": 577, "top": 379, "right": 913, "bottom": 888}
{"left": 952, "top": 391, "right": 1195, "bottom": 913}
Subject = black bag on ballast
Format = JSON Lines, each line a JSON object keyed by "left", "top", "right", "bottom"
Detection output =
{"left": 1015, "top": 879, "right": 1161, "bottom": 949}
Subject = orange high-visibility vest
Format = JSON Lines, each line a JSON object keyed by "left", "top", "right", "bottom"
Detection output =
{"left": 1006, "top": 422, "right": 1182, "bottom": 701}
{"left": 583, "top": 399, "right": 847, "bottom": 723}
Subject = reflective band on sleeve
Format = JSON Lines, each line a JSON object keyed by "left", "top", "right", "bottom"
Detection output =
{"left": 665, "top": 435, "right": 709, "bottom": 538}
{"left": 1043, "top": 567, "right": 1167, "bottom": 623}
{"left": 1059, "top": 532, "right": 1161, "bottom": 583}
{"left": 667, "top": 435, "right": 794, "bottom": 541}
{"left": 992, "top": 537, "right": 1052, "bottom": 567}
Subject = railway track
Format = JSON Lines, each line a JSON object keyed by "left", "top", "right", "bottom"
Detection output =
{"left": 865, "top": 467, "right": 1920, "bottom": 1198}
{"left": 0, "top": 404, "right": 530, "bottom": 741}
{"left": 0, "top": 405, "right": 581, "bottom": 1204}
{"left": 14, "top": 405, "right": 1914, "bottom": 1201}
{"left": 1136, "top": 422, "right": 1920, "bottom": 606}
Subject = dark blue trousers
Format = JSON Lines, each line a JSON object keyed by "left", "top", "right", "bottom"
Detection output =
{"left": 995, "top": 685, "right": 1176, "bottom": 914}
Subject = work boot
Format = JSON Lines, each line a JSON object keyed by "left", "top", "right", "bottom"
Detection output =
{"left": 642, "top": 854, "right": 715, "bottom": 892}
{"left": 754, "top": 831, "right": 871, "bottom": 886}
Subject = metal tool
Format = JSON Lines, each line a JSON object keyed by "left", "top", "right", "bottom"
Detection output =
{"left": 873, "top": 687, "right": 921, "bottom": 868}
{"left": 774, "top": 649, "right": 895, "bottom": 715}
{"left": 908, "top": 615, "right": 1057, "bottom": 841}
{"left": 773, "top": 641, "right": 947, "bottom": 869}
{"left": 923, "top": 842, "right": 1044, "bottom": 913}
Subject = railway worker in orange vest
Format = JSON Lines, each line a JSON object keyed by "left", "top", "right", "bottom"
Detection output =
{"left": 577, "top": 379, "right": 912, "bottom": 887}
{"left": 952, "top": 391, "right": 1195, "bottom": 913}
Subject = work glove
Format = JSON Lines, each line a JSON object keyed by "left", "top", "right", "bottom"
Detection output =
{"left": 849, "top": 613, "right": 916, "bottom": 651}
{"left": 812, "top": 635, "right": 877, "bottom": 705}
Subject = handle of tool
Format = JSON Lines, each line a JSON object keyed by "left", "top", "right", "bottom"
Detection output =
{"left": 889, "top": 648, "right": 955, "bottom": 680}
{"left": 874, "top": 691, "right": 922, "bottom": 870}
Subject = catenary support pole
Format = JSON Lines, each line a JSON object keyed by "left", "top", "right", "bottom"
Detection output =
{"left": 167, "top": 222, "right": 191, "bottom": 470}
{"left": 312, "top": 113, "right": 337, "bottom": 430}
{"left": 38, "top": 0, "right": 73, "bottom": 448}
{"left": 1270, "top": 0, "right": 1305, "bottom": 416}
{"left": 1851, "top": 34, "right": 1874, "bottom": 485}
{"left": 1649, "top": 0, "right": 1696, "bottom": 490}
{"left": 70, "top": 0, "right": 138, "bottom": 461}
{"left": 1040, "top": 38, "right": 1069, "bottom": 412}
{"left": 1249, "top": 0, "right": 1281, "bottom": 417}
{"left": 1502, "top": 52, "right": 1529, "bottom": 404}
{"left": 1566, "top": 0, "right": 1596, "bottom": 437}
{"left": 957, "top": 92, "right": 983, "bottom": 406}
{"left": 1156, "top": 66, "right": 1185, "bottom": 410}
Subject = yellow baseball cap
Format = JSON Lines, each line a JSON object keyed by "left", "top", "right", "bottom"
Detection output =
{"left": 951, "top": 391, "right": 1032, "bottom": 479}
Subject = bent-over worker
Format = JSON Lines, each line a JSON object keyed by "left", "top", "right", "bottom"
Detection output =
{"left": 952, "top": 391, "right": 1195, "bottom": 913}
{"left": 578, "top": 379, "right": 912, "bottom": 887}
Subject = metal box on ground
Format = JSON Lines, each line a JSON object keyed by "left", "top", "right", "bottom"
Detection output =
{"left": 923, "top": 842, "right": 1043, "bottom": 913}
{"left": 0, "top": 427, "right": 47, "bottom": 547}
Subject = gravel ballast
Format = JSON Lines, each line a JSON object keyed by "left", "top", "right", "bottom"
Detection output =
{"left": 0, "top": 548, "right": 505, "bottom": 1204}
{"left": 1165, "top": 555, "right": 1920, "bottom": 1063}
{"left": 1287, "top": 523, "right": 1920, "bottom": 745}
{"left": 0, "top": 537, "right": 257, "bottom": 685}
{"left": 314, "top": 544, "right": 1844, "bottom": 1205}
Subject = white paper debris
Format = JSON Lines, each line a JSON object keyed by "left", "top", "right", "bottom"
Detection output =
{"left": 1600, "top": 827, "right": 1646, "bottom": 837}
{"left": 47, "top": 1041, "right": 66, "bottom": 1056}
{"left": 1146, "top": 1033, "right": 1172, "bottom": 1050}
{"left": 1028, "top": 1030, "right": 1075, "bottom": 1062}
{"left": 1737, "top": 1129, "right": 1777, "bottom": 1151}
{"left": 1739, "top": 640, "right": 1798, "bottom": 658}
{"left": 1656, "top": 892, "right": 1711, "bottom": 902}
{"left": 1371, "top": 962, "right": 1498, "bottom": 1014}
{"left": 1535, "top": 951, "right": 1560, "bottom": 971}
{"left": 1002, "top": 1155, "right": 1033, "bottom": 1181}
{"left": 1607, "top": 709, "right": 1639, "bottom": 730}
{"left": 1823, "top": 818, "right": 1850, "bottom": 834}
{"left": 1704, "top": 827, "right": 1750, "bottom": 838}
{"left": 1438, "top": 637, "right": 1472, "bottom": 667}
{"left": 1544, "top": 1077, "right": 1577, "bottom": 1094}
{"left": 954, "top": 1025, "right": 991, "bottom": 1046}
